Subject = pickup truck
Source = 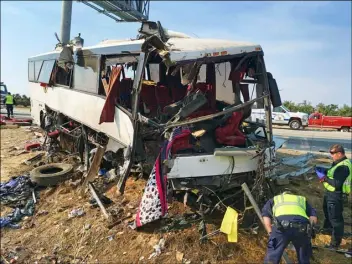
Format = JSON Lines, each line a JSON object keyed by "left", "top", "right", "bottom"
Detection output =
{"left": 308, "top": 112, "right": 352, "bottom": 132}
{"left": 251, "top": 105, "right": 309, "bottom": 130}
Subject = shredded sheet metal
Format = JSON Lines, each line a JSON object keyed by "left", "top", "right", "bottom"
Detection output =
{"left": 281, "top": 153, "right": 315, "bottom": 168}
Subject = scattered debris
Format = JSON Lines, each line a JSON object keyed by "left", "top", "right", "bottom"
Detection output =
{"left": 23, "top": 153, "right": 44, "bottom": 166}
{"left": 87, "top": 182, "right": 111, "bottom": 221}
{"left": 148, "top": 238, "right": 166, "bottom": 259}
{"left": 68, "top": 208, "right": 85, "bottom": 218}
{"left": 176, "top": 251, "right": 184, "bottom": 263}
{"left": 274, "top": 178, "right": 290, "bottom": 186}
{"left": 24, "top": 142, "right": 42, "bottom": 152}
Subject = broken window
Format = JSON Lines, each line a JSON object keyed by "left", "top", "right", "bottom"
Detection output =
{"left": 149, "top": 64, "right": 159, "bottom": 83}
{"left": 198, "top": 64, "right": 206, "bottom": 82}
{"left": 215, "top": 62, "right": 234, "bottom": 104}
{"left": 73, "top": 55, "right": 100, "bottom": 94}
{"left": 55, "top": 64, "right": 73, "bottom": 87}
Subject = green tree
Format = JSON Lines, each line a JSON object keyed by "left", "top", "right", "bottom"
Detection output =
{"left": 283, "top": 101, "right": 298, "bottom": 112}
{"left": 337, "top": 104, "right": 352, "bottom": 117}
{"left": 282, "top": 101, "right": 351, "bottom": 117}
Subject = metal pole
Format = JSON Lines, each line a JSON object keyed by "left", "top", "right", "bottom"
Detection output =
{"left": 60, "top": 0, "right": 73, "bottom": 45}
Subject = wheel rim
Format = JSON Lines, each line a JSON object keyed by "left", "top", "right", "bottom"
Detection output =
{"left": 292, "top": 122, "right": 299, "bottom": 129}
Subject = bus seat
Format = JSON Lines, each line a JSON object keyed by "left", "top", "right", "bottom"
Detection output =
{"left": 155, "top": 84, "right": 173, "bottom": 111}
{"left": 215, "top": 111, "right": 246, "bottom": 147}
{"left": 187, "top": 82, "right": 217, "bottom": 119}
{"left": 140, "top": 81, "right": 158, "bottom": 115}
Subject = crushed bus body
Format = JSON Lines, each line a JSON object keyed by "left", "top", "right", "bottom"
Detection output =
{"left": 28, "top": 21, "right": 282, "bottom": 226}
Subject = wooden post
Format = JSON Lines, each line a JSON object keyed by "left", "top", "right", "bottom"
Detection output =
{"left": 81, "top": 145, "right": 106, "bottom": 194}
{"left": 241, "top": 183, "right": 292, "bottom": 264}
{"left": 88, "top": 182, "right": 111, "bottom": 220}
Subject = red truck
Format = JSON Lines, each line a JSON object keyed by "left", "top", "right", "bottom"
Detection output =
{"left": 308, "top": 112, "right": 352, "bottom": 132}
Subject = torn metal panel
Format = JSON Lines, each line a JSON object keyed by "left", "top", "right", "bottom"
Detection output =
{"left": 276, "top": 166, "right": 314, "bottom": 179}
{"left": 162, "top": 95, "right": 265, "bottom": 130}
{"left": 273, "top": 136, "right": 286, "bottom": 150}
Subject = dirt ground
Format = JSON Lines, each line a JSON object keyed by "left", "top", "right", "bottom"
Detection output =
{"left": 0, "top": 127, "right": 351, "bottom": 264}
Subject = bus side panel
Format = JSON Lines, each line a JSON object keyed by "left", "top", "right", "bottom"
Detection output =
{"left": 29, "top": 83, "right": 134, "bottom": 147}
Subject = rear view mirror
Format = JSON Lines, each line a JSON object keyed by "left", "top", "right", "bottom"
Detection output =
{"left": 267, "top": 72, "right": 282, "bottom": 108}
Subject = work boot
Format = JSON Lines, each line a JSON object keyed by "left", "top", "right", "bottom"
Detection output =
{"left": 324, "top": 243, "right": 339, "bottom": 250}
{"left": 320, "top": 227, "right": 332, "bottom": 235}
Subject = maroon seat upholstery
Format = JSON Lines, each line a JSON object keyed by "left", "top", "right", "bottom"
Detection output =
{"left": 140, "top": 82, "right": 158, "bottom": 115}
{"left": 187, "top": 82, "right": 217, "bottom": 119}
{"left": 155, "top": 84, "right": 173, "bottom": 111}
{"left": 215, "top": 111, "right": 246, "bottom": 146}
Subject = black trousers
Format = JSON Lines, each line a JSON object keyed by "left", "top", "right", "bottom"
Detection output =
{"left": 264, "top": 226, "right": 312, "bottom": 264}
{"left": 6, "top": 104, "right": 13, "bottom": 118}
{"left": 323, "top": 193, "right": 344, "bottom": 246}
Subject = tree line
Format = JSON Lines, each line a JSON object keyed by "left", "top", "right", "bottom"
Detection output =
{"left": 283, "top": 100, "right": 352, "bottom": 117}
{"left": 13, "top": 94, "right": 30, "bottom": 107}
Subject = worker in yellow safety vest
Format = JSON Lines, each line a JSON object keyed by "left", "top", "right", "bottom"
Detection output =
{"left": 262, "top": 191, "right": 318, "bottom": 264}
{"left": 318, "top": 144, "right": 351, "bottom": 249}
{"left": 3, "top": 92, "right": 15, "bottom": 118}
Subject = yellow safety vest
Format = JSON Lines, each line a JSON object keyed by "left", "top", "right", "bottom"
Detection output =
{"left": 273, "top": 193, "right": 309, "bottom": 219}
{"left": 5, "top": 94, "right": 14, "bottom": 105}
{"left": 324, "top": 159, "right": 352, "bottom": 194}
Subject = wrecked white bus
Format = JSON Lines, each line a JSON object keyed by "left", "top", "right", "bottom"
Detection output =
{"left": 28, "top": 21, "right": 282, "bottom": 223}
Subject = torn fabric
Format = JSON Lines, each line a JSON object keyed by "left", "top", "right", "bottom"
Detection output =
{"left": 135, "top": 127, "right": 191, "bottom": 228}
{"left": 220, "top": 207, "right": 238, "bottom": 242}
{"left": 99, "top": 66, "right": 123, "bottom": 124}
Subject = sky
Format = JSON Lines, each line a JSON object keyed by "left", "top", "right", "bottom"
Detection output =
{"left": 1, "top": 1, "right": 351, "bottom": 106}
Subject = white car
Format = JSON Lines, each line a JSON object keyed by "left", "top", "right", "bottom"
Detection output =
{"left": 251, "top": 105, "right": 309, "bottom": 130}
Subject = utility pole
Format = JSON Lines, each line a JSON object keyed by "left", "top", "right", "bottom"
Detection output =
{"left": 60, "top": 0, "right": 73, "bottom": 45}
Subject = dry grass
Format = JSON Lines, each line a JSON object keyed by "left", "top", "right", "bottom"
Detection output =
{"left": 0, "top": 128, "right": 351, "bottom": 263}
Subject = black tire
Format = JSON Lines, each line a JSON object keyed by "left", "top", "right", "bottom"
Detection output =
{"left": 30, "top": 163, "right": 73, "bottom": 186}
{"left": 341, "top": 127, "right": 349, "bottom": 132}
{"left": 289, "top": 119, "right": 301, "bottom": 130}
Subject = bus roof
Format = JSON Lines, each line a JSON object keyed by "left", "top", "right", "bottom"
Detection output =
{"left": 29, "top": 37, "right": 262, "bottom": 62}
